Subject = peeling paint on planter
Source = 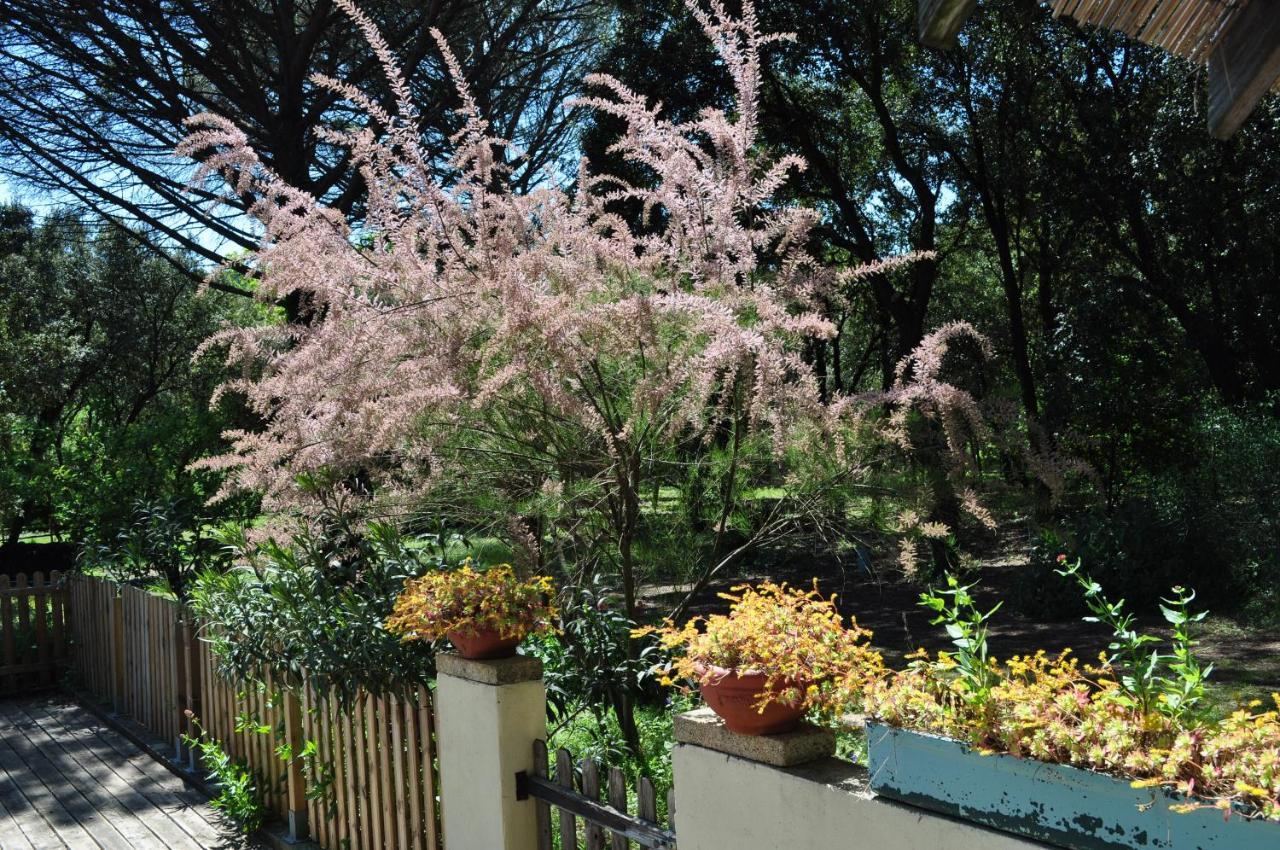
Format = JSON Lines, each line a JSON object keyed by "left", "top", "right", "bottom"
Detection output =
{"left": 865, "top": 722, "right": 1278, "bottom": 850}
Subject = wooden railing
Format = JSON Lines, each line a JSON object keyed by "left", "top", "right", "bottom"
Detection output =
{"left": 0, "top": 571, "right": 68, "bottom": 693}
{"left": 66, "top": 574, "right": 442, "bottom": 850}
{"left": 524, "top": 740, "right": 676, "bottom": 850}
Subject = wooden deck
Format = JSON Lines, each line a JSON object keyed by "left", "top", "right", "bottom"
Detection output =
{"left": 0, "top": 697, "right": 263, "bottom": 849}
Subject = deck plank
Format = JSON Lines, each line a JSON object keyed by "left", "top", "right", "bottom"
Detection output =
{"left": 0, "top": 706, "right": 104, "bottom": 848}
{"left": 21, "top": 701, "right": 186, "bottom": 849}
{"left": 37, "top": 702, "right": 231, "bottom": 845}
{"left": 1, "top": 702, "right": 137, "bottom": 850}
{"left": 0, "top": 747, "right": 62, "bottom": 850}
{"left": 0, "top": 697, "right": 263, "bottom": 850}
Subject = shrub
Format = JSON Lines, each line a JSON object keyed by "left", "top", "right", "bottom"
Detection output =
{"left": 78, "top": 498, "right": 234, "bottom": 599}
{"left": 189, "top": 516, "right": 445, "bottom": 699}
{"left": 183, "top": 713, "right": 264, "bottom": 833}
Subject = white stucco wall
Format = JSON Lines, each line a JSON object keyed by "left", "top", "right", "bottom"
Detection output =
{"left": 673, "top": 743, "right": 1047, "bottom": 850}
{"left": 436, "top": 671, "right": 546, "bottom": 850}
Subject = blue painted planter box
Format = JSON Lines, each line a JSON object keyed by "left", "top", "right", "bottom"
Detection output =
{"left": 865, "top": 721, "right": 1278, "bottom": 850}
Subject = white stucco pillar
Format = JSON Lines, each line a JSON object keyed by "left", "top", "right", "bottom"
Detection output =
{"left": 436, "top": 653, "right": 545, "bottom": 850}
{"left": 671, "top": 707, "right": 1043, "bottom": 850}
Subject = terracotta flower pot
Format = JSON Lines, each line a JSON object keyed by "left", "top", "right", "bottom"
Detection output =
{"left": 447, "top": 627, "right": 522, "bottom": 659}
{"left": 697, "top": 665, "right": 808, "bottom": 736}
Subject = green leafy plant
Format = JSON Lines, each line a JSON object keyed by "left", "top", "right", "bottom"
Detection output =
{"left": 530, "top": 575, "right": 663, "bottom": 758}
{"left": 1159, "top": 585, "right": 1213, "bottom": 723}
{"left": 918, "top": 574, "right": 1002, "bottom": 704}
{"left": 1056, "top": 556, "right": 1212, "bottom": 721}
{"left": 79, "top": 498, "right": 233, "bottom": 599}
{"left": 188, "top": 511, "right": 449, "bottom": 701}
{"left": 182, "top": 713, "right": 264, "bottom": 833}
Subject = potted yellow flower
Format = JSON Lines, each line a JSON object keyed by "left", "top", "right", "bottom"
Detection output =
{"left": 386, "top": 562, "right": 555, "bottom": 659}
{"left": 645, "top": 581, "right": 881, "bottom": 735}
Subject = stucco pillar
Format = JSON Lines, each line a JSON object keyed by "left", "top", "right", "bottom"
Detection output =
{"left": 671, "top": 707, "right": 1043, "bottom": 850}
{"left": 436, "top": 653, "right": 545, "bottom": 850}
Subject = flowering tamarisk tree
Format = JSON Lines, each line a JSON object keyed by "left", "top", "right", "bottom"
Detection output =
{"left": 184, "top": 0, "right": 1032, "bottom": 605}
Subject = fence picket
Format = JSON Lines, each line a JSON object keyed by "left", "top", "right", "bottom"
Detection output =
{"left": 15, "top": 573, "right": 29, "bottom": 676}
{"left": 608, "top": 767, "right": 629, "bottom": 850}
{"left": 391, "top": 693, "right": 409, "bottom": 850}
{"left": 341, "top": 694, "right": 361, "bottom": 850}
{"left": 417, "top": 684, "right": 440, "bottom": 850}
{"left": 404, "top": 692, "right": 425, "bottom": 850}
{"left": 582, "top": 758, "right": 605, "bottom": 850}
{"left": 557, "top": 747, "right": 578, "bottom": 849}
{"left": 532, "top": 740, "right": 553, "bottom": 850}
{"left": 33, "top": 572, "right": 48, "bottom": 687}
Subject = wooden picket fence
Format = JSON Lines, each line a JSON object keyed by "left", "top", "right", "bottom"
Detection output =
{"left": 65, "top": 573, "right": 442, "bottom": 850}
{"left": 525, "top": 740, "right": 677, "bottom": 850}
{"left": 301, "top": 683, "right": 440, "bottom": 850}
{"left": 66, "top": 573, "right": 119, "bottom": 701}
{"left": 0, "top": 571, "right": 69, "bottom": 694}
{"left": 120, "top": 584, "right": 186, "bottom": 745}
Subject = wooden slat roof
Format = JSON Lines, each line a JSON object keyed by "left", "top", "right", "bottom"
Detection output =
{"left": 1048, "top": 0, "right": 1244, "bottom": 64}
{"left": 921, "top": 0, "right": 1280, "bottom": 134}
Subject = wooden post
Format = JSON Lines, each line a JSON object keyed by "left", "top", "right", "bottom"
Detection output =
{"left": 172, "top": 612, "right": 187, "bottom": 762}
{"left": 1, "top": 576, "right": 13, "bottom": 694}
{"left": 283, "top": 687, "right": 310, "bottom": 842}
{"left": 184, "top": 618, "right": 202, "bottom": 773}
{"left": 1208, "top": 0, "right": 1280, "bottom": 139}
{"left": 111, "top": 591, "right": 125, "bottom": 713}
{"left": 918, "top": 0, "right": 977, "bottom": 49}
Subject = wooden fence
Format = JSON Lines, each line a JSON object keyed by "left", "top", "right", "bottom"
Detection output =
{"left": 120, "top": 584, "right": 186, "bottom": 746}
{"left": 66, "top": 573, "right": 119, "bottom": 701}
{"left": 301, "top": 683, "right": 440, "bottom": 850}
{"left": 526, "top": 740, "right": 677, "bottom": 850}
{"left": 66, "top": 574, "right": 442, "bottom": 850}
{"left": 0, "top": 571, "right": 68, "bottom": 694}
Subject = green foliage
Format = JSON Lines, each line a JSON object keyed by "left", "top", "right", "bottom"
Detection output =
{"left": 919, "top": 575, "right": 1002, "bottom": 702}
{"left": 188, "top": 511, "right": 450, "bottom": 701}
{"left": 530, "top": 576, "right": 665, "bottom": 731}
{"left": 1057, "top": 558, "right": 1212, "bottom": 723}
{"left": 182, "top": 715, "right": 264, "bottom": 833}
{"left": 77, "top": 498, "right": 238, "bottom": 598}
{"left": 0, "top": 204, "right": 259, "bottom": 551}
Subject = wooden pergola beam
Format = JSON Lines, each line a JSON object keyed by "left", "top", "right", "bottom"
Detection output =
{"left": 918, "top": 0, "right": 978, "bottom": 49}
{"left": 1207, "top": 0, "right": 1280, "bottom": 139}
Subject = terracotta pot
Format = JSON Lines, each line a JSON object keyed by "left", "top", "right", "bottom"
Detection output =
{"left": 446, "top": 627, "right": 521, "bottom": 659}
{"left": 696, "top": 665, "right": 807, "bottom": 736}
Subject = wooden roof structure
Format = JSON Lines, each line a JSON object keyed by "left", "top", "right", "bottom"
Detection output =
{"left": 917, "top": 0, "right": 1280, "bottom": 138}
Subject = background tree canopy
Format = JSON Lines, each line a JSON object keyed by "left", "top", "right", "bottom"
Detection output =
{"left": 0, "top": 205, "right": 260, "bottom": 556}
{"left": 579, "top": 0, "right": 1279, "bottom": 610}
{"left": 0, "top": 0, "right": 1277, "bottom": 647}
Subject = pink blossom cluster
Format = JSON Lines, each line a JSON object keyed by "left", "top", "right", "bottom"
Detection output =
{"left": 182, "top": 0, "right": 1012, "bottom": 530}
